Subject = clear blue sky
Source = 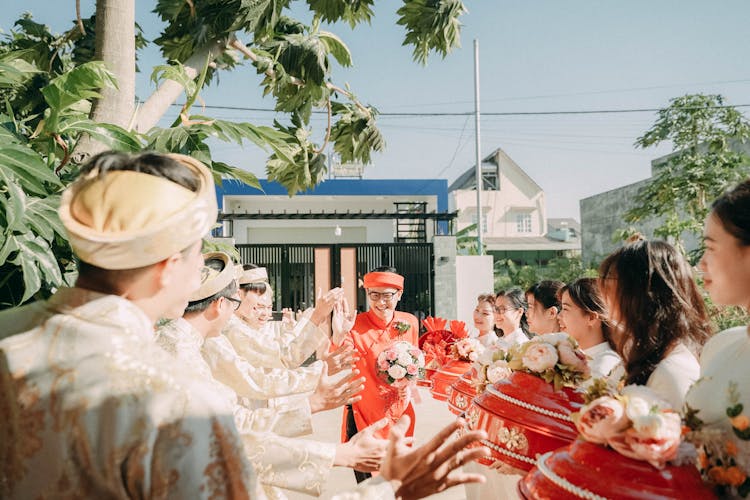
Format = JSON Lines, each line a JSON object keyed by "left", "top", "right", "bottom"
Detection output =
{"left": 4, "top": 1, "right": 750, "bottom": 219}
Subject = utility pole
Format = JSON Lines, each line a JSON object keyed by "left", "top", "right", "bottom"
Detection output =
{"left": 473, "top": 39, "right": 483, "bottom": 255}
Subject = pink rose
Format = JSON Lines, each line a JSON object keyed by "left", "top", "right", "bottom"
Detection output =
{"left": 608, "top": 413, "right": 681, "bottom": 469}
{"left": 410, "top": 349, "right": 421, "bottom": 358}
{"left": 378, "top": 359, "right": 390, "bottom": 371}
{"left": 486, "top": 360, "right": 512, "bottom": 383}
{"left": 522, "top": 342, "right": 559, "bottom": 372}
{"left": 406, "top": 364, "right": 418, "bottom": 375}
{"left": 386, "top": 349, "right": 398, "bottom": 361}
{"left": 558, "top": 341, "right": 591, "bottom": 376}
{"left": 575, "top": 396, "right": 629, "bottom": 444}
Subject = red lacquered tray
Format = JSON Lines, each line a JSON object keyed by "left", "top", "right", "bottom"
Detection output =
{"left": 465, "top": 371, "right": 583, "bottom": 474}
{"left": 519, "top": 439, "right": 716, "bottom": 500}
{"left": 447, "top": 367, "right": 478, "bottom": 415}
{"left": 429, "top": 360, "right": 471, "bottom": 401}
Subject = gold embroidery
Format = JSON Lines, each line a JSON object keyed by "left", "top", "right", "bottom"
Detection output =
{"left": 151, "top": 420, "right": 192, "bottom": 498}
{"left": 201, "top": 419, "right": 250, "bottom": 500}
{"left": 0, "top": 373, "right": 46, "bottom": 493}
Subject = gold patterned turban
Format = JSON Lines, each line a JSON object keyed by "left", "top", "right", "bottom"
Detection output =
{"left": 58, "top": 153, "right": 217, "bottom": 270}
{"left": 239, "top": 266, "right": 268, "bottom": 285}
{"left": 189, "top": 252, "right": 236, "bottom": 302}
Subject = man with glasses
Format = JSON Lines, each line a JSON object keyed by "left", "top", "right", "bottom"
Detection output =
{"left": 332, "top": 266, "right": 420, "bottom": 483}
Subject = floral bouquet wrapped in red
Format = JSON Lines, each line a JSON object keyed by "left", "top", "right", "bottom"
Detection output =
{"left": 430, "top": 321, "right": 480, "bottom": 402}
{"left": 417, "top": 317, "right": 453, "bottom": 387}
{"left": 376, "top": 340, "right": 425, "bottom": 388}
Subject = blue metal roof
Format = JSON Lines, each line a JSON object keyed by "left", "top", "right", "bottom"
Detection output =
{"left": 217, "top": 178, "right": 449, "bottom": 212}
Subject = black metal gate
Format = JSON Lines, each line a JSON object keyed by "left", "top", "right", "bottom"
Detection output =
{"left": 236, "top": 243, "right": 434, "bottom": 319}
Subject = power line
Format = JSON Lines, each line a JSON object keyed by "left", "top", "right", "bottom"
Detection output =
{"left": 172, "top": 102, "right": 750, "bottom": 117}
{"left": 392, "top": 78, "right": 750, "bottom": 108}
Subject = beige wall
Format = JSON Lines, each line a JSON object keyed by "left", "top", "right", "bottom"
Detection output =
{"left": 455, "top": 255, "right": 495, "bottom": 328}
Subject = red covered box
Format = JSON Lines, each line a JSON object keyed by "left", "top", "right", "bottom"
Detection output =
{"left": 447, "top": 367, "right": 478, "bottom": 415}
{"left": 430, "top": 360, "right": 471, "bottom": 402}
{"left": 466, "top": 371, "right": 583, "bottom": 474}
{"left": 519, "top": 439, "right": 715, "bottom": 499}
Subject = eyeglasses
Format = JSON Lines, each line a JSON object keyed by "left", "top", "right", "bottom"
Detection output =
{"left": 225, "top": 297, "right": 242, "bottom": 311}
{"left": 494, "top": 306, "right": 519, "bottom": 314}
{"left": 367, "top": 291, "right": 398, "bottom": 302}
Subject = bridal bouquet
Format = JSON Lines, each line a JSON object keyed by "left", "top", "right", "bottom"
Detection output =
{"left": 507, "top": 332, "right": 591, "bottom": 390}
{"left": 574, "top": 384, "right": 682, "bottom": 469}
{"left": 377, "top": 340, "right": 425, "bottom": 387}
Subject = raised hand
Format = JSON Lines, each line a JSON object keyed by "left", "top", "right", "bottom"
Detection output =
{"left": 309, "top": 287, "right": 345, "bottom": 326}
{"left": 308, "top": 363, "right": 365, "bottom": 413}
{"left": 334, "top": 418, "right": 389, "bottom": 472}
{"left": 380, "top": 416, "right": 489, "bottom": 500}
{"left": 281, "top": 307, "right": 297, "bottom": 331}
{"left": 331, "top": 297, "right": 356, "bottom": 345}
{"left": 321, "top": 344, "right": 358, "bottom": 376}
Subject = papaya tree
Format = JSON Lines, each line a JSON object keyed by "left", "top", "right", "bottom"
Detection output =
{"left": 0, "top": 0, "right": 467, "bottom": 307}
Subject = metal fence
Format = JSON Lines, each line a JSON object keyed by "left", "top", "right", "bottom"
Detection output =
{"left": 236, "top": 243, "right": 434, "bottom": 319}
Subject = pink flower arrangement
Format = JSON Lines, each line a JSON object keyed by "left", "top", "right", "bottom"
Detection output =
{"left": 449, "top": 337, "right": 485, "bottom": 362}
{"left": 573, "top": 384, "right": 682, "bottom": 469}
{"left": 507, "top": 332, "right": 591, "bottom": 390}
{"left": 377, "top": 340, "right": 425, "bottom": 387}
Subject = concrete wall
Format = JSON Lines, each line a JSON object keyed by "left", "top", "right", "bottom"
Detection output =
{"left": 455, "top": 255, "right": 495, "bottom": 327}
{"left": 433, "top": 236, "right": 458, "bottom": 320}
{"left": 433, "top": 237, "right": 494, "bottom": 325}
{"left": 580, "top": 178, "right": 700, "bottom": 264}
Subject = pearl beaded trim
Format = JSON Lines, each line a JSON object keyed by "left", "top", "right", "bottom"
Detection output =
{"left": 536, "top": 451, "right": 609, "bottom": 500}
{"left": 481, "top": 439, "right": 536, "bottom": 465}
{"left": 486, "top": 385, "right": 572, "bottom": 422}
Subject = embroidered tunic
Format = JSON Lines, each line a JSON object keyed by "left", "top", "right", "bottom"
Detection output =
{"left": 338, "top": 310, "right": 419, "bottom": 441}
{"left": 156, "top": 318, "right": 336, "bottom": 499}
{"left": 0, "top": 288, "right": 258, "bottom": 499}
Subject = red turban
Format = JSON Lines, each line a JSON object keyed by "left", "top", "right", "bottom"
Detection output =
{"left": 363, "top": 271, "right": 404, "bottom": 291}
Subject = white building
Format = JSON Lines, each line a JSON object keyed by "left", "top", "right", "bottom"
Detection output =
{"left": 449, "top": 147, "right": 580, "bottom": 265}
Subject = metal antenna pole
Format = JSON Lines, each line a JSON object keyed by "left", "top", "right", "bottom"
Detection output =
{"left": 473, "top": 39, "right": 483, "bottom": 255}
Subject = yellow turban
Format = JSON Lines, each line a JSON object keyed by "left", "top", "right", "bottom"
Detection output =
{"left": 189, "top": 252, "right": 236, "bottom": 302}
{"left": 59, "top": 153, "right": 217, "bottom": 270}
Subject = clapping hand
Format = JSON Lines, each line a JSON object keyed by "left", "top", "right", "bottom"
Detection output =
{"left": 332, "top": 297, "right": 356, "bottom": 345}
{"left": 310, "top": 287, "right": 345, "bottom": 326}
{"left": 380, "top": 416, "right": 489, "bottom": 500}
{"left": 308, "top": 363, "right": 365, "bottom": 413}
{"left": 335, "top": 418, "right": 389, "bottom": 472}
{"left": 321, "top": 344, "right": 358, "bottom": 376}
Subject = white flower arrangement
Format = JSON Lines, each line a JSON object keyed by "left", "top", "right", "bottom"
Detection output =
{"left": 377, "top": 340, "right": 425, "bottom": 387}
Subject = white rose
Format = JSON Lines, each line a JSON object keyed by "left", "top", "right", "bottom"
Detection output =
{"left": 612, "top": 412, "right": 682, "bottom": 469}
{"left": 397, "top": 351, "right": 412, "bottom": 366}
{"left": 575, "top": 396, "right": 630, "bottom": 444}
{"left": 522, "top": 342, "right": 559, "bottom": 372}
{"left": 388, "top": 364, "right": 407, "bottom": 380}
{"left": 486, "top": 360, "right": 512, "bottom": 383}
{"left": 622, "top": 385, "right": 672, "bottom": 420}
{"left": 476, "top": 348, "right": 494, "bottom": 366}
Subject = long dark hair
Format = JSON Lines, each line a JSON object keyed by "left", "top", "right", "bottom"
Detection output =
{"left": 561, "top": 278, "right": 615, "bottom": 350}
{"left": 527, "top": 280, "right": 564, "bottom": 311}
{"left": 495, "top": 288, "right": 530, "bottom": 336}
{"left": 712, "top": 179, "right": 750, "bottom": 245}
{"left": 599, "top": 240, "right": 712, "bottom": 385}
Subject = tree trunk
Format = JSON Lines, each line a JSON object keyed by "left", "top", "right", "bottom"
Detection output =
{"left": 74, "top": 0, "right": 136, "bottom": 161}
{"left": 134, "top": 39, "right": 226, "bottom": 134}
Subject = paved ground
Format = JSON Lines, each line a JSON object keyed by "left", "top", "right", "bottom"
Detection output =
{"left": 286, "top": 387, "right": 470, "bottom": 500}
